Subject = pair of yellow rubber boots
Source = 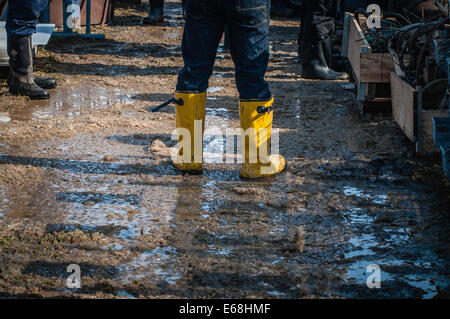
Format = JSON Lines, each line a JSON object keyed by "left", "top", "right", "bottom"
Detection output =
{"left": 172, "top": 92, "right": 285, "bottom": 178}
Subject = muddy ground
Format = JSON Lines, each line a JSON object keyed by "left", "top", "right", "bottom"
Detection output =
{"left": 0, "top": 1, "right": 448, "bottom": 299}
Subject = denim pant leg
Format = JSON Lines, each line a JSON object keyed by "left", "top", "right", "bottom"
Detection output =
{"left": 176, "top": 0, "right": 225, "bottom": 93}
{"left": 227, "top": 0, "right": 271, "bottom": 101}
{"left": 6, "top": 0, "right": 50, "bottom": 37}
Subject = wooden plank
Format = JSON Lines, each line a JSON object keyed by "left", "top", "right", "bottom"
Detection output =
{"left": 360, "top": 53, "right": 395, "bottom": 83}
{"left": 390, "top": 72, "right": 416, "bottom": 142}
{"left": 346, "top": 13, "right": 394, "bottom": 84}
{"left": 341, "top": 13, "right": 351, "bottom": 58}
{"left": 347, "top": 13, "right": 370, "bottom": 83}
{"left": 391, "top": 72, "right": 449, "bottom": 153}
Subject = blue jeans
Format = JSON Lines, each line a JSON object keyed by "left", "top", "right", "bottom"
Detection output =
{"left": 6, "top": 0, "right": 49, "bottom": 37}
{"left": 176, "top": 0, "right": 272, "bottom": 101}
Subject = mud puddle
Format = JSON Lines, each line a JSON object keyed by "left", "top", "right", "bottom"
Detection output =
{"left": 7, "top": 86, "right": 135, "bottom": 121}
{"left": 0, "top": 112, "right": 11, "bottom": 123}
{"left": 337, "top": 183, "right": 448, "bottom": 298}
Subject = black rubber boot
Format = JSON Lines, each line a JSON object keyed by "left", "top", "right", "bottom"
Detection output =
{"left": 143, "top": 0, "right": 164, "bottom": 25}
{"left": 321, "top": 36, "right": 333, "bottom": 67}
{"left": 34, "top": 76, "right": 57, "bottom": 90}
{"left": 322, "top": 36, "right": 348, "bottom": 73}
{"left": 7, "top": 57, "right": 57, "bottom": 89}
{"left": 301, "top": 40, "right": 349, "bottom": 80}
{"left": 8, "top": 34, "right": 50, "bottom": 100}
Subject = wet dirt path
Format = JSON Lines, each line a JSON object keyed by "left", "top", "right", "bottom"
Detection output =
{"left": 0, "top": 1, "right": 448, "bottom": 298}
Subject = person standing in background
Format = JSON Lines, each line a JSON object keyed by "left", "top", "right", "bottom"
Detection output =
{"left": 143, "top": 0, "right": 164, "bottom": 24}
{"left": 143, "top": 0, "right": 188, "bottom": 24}
{"left": 172, "top": 0, "right": 286, "bottom": 178}
{"left": 299, "top": 0, "right": 348, "bottom": 80}
{"left": 6, "top": 0, "right": 56, "bottom": 99}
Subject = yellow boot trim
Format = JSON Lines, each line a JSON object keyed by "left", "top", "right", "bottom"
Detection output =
{"left": 239, "top": 98, "right": 286, "bottom": 178}
{"left": 173, "top": 91, "right": 206, "bottom": 172}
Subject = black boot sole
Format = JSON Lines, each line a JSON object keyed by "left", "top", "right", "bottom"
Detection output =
{"left": 36, "top": 83, "right": 57, "bottom": 90}
{"left": 143, "top": 16, "right": 164, "bottom": 24}
{"left": 10, "top": 88, "right": 50, "bottom": 100}
{"left": 7, "top": 80, "right": 57, "bottom": 90}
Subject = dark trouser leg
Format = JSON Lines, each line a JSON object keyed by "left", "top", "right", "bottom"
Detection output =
{"left": 143, "top": 0, "right": 165, "bottom": 25}
{"left": 6, "top": 0, "right": 49, "bottom": 37}
{"left": 301, "top": 0, "right": 337, "bottom": 43}
{"left": 176, "top": 0, "right": 224, "bottom": 93}
{"left": 228, "top": 0, "right": 271, "bottom": 101}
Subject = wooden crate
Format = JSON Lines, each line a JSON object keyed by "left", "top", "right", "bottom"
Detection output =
{"left": 341, "top": 12, "right": 395, "bottom": 114}
{"left": 390, "top": 72, "right": 449, "bottom": 153}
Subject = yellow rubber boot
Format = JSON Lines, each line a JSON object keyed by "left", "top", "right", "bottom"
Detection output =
{"left": 239, "top": 98, "right": 286, "bottom": 178}
{"left": 172, "top": 91, "right": 206, "bottom": 172}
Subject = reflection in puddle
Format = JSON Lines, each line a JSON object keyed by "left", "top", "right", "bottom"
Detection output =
{"left": 343, "top": 186, "right": 388, "bottom": 205}
{"left": 342, "top": 207, "right": 374, "bottom": 225}
{"left": 345, "top": 233, "right": 377, "bottom": 259}
{"left": 207, "top": 244, "right": 232, "bottom": 256}
{"left": 58, "top": 183, "right": 177, "bottom": 239}
{"left": 103, "top": 243, "right": 124, "bottom": 251}
{"left": 344, "top": 260, "right": 392, "bottom": 284}
{"left": 340, "top": 186, "right": 446, "bottom": 298}
{"left": 0, "top": 112, "right": 11, "bottom": 123}
{"left": 344, "top": 257, "right": 446, "bottom": 299}
{"left": 164, "top": 32, "right": 180, "bottom": 39}
{"left": 404, "top": 274, "right": 440, "bottom": 299}
{"left": 203, "top": 102, "right": 236, "bottom": 163}
{"left": 116, "top": 290, "right": 136, "bottom": 298}
{"left": 207, "top": 86, "right": 224, "bottom": 93}
{"left": 118, "top": 247, "right": 182, "bottom": 285}
{"left": 8, "top": 87, "right": 135, "bottom": 121}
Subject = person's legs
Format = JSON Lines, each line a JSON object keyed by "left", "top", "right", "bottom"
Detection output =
{"left": 227, "top": 0, "right": 285, "bottom": 178}
{"left": 6, "top": 0, "right": 51, "bottom": 99}
{"left": 143, "top": 0, "right": 164, "bottom": 25}
{"left": 300, "top": 0, "right": 348, "bottom": 80}
{"left": 6, "top": 0, "right": 48, "bottom": 37}
{"left": 227, "top": 0, "right": 271, "bottom": 101}
{"left": 173, "top": 0, "right": 225, "bottom": 172}
{"left": 177, "top": 0, "right": 225, "bottom": 92}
